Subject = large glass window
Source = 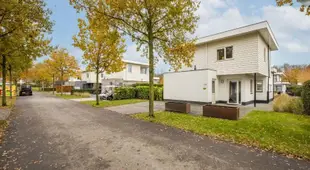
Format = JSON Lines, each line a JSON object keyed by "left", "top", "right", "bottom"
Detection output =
{"left": 140, "top": 67, "right": 147, "bottom": 74}
{"left": 127, "top": 64, "right": 132, "bottom": 73}
{"left": 256, "top": 81, "right": 263, "bottom": 92}
{"left": 250, "top": 79, "right": 253, "bottom": 94}
{"left": 217, "top": 48, "right": 225, "bottom": 60}
{"left": 226, "top": 46, "right": 233, "bottom": 59}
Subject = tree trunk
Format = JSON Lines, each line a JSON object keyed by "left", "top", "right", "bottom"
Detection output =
{"left": 9, "top": 65, "right": 12, "bottom": 99}
{"left": 96, "top": 69, "right": 99, "bottom": 106}
{"left": 60, "top": 72, "right": 63, "bottom": 96}
{"left": 2, "top": 56, "right": 7, "bottom": 106}
{"left": 52, "top": 74, "right": 55, "bottom": 94}
{"left": 148, "top": 32, "right": 155, "bottom": 117}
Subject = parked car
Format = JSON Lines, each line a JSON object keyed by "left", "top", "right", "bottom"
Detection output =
{"left": 19, "top": 85, "right": 32, "bottom": 96}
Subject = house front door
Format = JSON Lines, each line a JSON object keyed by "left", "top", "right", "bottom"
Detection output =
{"left": 228, "top": 80, "right": 241, "bottom": 104}
{"left": 212, "top": 80, "right": 216, "bottom": 104}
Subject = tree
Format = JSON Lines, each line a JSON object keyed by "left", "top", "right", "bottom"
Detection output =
{"left": 276, "top": 0, "right": 310, "bottom": 15}
{"left": 298, "top": 66, "right": 310, "bottom": 83}
{"left": 282, "top": 64, "right": 301, "bottom": 84}
{"left": 0, "top": 0, "right": 53, "bottom": 106}
{"left": 73, "top": 14, "right": 125, "bottom": 105}
{"left": 70, "top": 0, "right": 199, "bottom": 117}
{"left": 47, "top": 48, "right": 80, "bottom": 95}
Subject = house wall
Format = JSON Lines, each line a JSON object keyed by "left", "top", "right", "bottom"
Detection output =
{"left": 81, "top": 72, "right": 97, "bottom": 83}
{"left": 180, "top": 44, "right": 208, "bottom": 71}
{"left": 257, "top": 34, "right": 269, "bottom": 76}
{"left": 206, "top": 32, "right": 260, "bottom": 75}
{"left": 164, "top": 70, "right": 215, "bottom": 103}
{"left": 124, "top": 64, "right": 149, "bottom": 82}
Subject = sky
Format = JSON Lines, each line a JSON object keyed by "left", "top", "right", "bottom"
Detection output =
{"left": 41, "top": 0, "right": 310, "bottom": 73}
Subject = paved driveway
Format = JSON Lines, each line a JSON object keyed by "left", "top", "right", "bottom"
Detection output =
{"left": 0, "top": 92, "right": 309, "bottom": 169}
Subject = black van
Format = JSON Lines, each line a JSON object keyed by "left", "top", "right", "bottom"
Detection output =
{"left": 19, "top": 85, "right": 33, "bottom": 96}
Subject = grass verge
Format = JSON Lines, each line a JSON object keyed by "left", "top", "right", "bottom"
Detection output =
{"left": 82, "top": 99, "right": 146, "bottom": 108}
{"left": 0, "top": 97, "right": 16, "bottom": 108}
{"left": 132, "top": 111, "right": 310, "bottom": 160}
{"left": 56, "top": 94, "right": 90, "bottom": 99}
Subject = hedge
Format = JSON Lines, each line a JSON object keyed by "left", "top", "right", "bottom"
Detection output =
{"left": 72, "top": 89, "right": 95, "bottom": 95}
{"left": 114, "top": 87, "right": 136, "bottom": 100}
{"left": 131, "top": 83, "right": 163, "bottom": 88}
{"left": 113, "top": 86, "right": 163, "bottom": 101}
{"left": 291, "top": 85, "right": 303, "bottom": 96}
{"left": 301, "top": 80, "right": 310, "bottom": 115}
{"left": 42, "top": 88, "right": 55, "bottom": 92}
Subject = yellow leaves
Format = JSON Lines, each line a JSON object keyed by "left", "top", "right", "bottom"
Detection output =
{"left": 276, "top": 0, "right": 310, "bottom": 15}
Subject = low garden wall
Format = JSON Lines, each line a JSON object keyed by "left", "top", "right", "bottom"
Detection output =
{"left": 165, "top": 102, "right": 190, "bottom": 113}
{"left": 203, "top": 105, "right": 240, "bottom": 120}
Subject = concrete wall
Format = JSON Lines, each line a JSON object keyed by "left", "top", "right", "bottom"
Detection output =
{"left": 164, "top": 70, "right": 216, "bottom": 103}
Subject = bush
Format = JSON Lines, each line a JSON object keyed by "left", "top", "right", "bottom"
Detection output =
{"left": 136, "top": 86, "right": 149, "bottom": 99}
{"left": 273, "top": 94, "right": 292, "bottom": 112}
{"left": 301, "top": 80, "right": 310, "bottom": 115}
{"left": 42, "top": 88, "right": 55, "bottom": 92}
{"left": 289, "top": 98, "right": 304, "bottom": 114}
{"left": 291, "top": 85, "right": 303, "bottom": 96}
{"left": 131, "top": 83, "right": 163, "bottom": 88}
{"left": 72, "top": 89, "right": 95, "bottom": 94}
{"left": 273, "top": 94, "right": 304, "bottom": 114}
{"left": 113, "top": 86, "right": 164, "bottom": 101}
{"left": 114, "top": 87, "right": 136, "bottom": 100}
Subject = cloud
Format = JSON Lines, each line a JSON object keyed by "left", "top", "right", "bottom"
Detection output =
{"left": 284, "top": 41, "right": 309, "bottom": 53}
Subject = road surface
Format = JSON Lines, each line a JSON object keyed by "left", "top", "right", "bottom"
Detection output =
{"left": 0, "top": 92, "right": 309, "bottom": 169}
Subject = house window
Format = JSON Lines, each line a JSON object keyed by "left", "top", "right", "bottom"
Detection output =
{"left": 226, "top": 46, "right": 233, "bottom": 59}
{"left": 212, "top": 80, "right": 215, "bottom": 93}
{"left": 250, "top": 79, "right": 253, "bottom": 94}
{"left": 101, "top": 73, "right": 104, "bottom": 78}
{"left": 86, "top": 73, "right": 89, "bottom": 78}
{"left": 256, "top": 80, "right": 263, "bottom": 92}
{"left": 264, "top": 48, "right": 266, "bottom": 62}
{"left": 127, "top": 64, "right": 132, "bottom": 73}
{"left": 140, "top": 67, "right": 147, "bottom": 74}
{"left": 217, "top": 48, "right": 225, "bottom": 60}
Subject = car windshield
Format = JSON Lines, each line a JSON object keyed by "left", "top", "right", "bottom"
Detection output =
{"left": 22, "top": 85, "right": 31, "bottom": 89}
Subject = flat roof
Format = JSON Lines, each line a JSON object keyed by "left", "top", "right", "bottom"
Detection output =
{"left": 123, "top": 59, "right": 149, "bottom": 66}
{"left": 196, "top": 21, "right": 279, "bottom": 51}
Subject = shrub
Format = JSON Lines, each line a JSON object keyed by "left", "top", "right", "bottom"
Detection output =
{"left": 301, "top": 80, "right": 310, "bottom": 115}
{"left": 273, "top": 94, "right": 292, "bottom": 112}
{"left": 42, "top": 88, "right": 55, "bottom": 92}
{"left": 273, "top": 94, "right": 304, "bottom": 114}
{"left": 136, "top": 86, "right": 149, "bottom": 99}
{"left": 114, "top": 87, "right": 136, "bottom": 100}
{"left": 289, "top": 97, "right": 304, "bottom": 114}
{"left": 72, "top": 89, "right": 95, "bottom": 94}
{"left": 291, "top": 85, "right": 303, "bottom": 96}
{"left": 131, "top": 83, "right": 163, "bottom": 88}
{"left": 154, "top": 87, "right": 163, "bottom": 101}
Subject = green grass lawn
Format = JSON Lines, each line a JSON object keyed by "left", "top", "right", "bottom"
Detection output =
{"left": 132, "top": 111, "right": 310, "bottom": 160}
{"left": 56, "top": 94, "right": 90, "bottom": 99}
{"left": 82, "top": 99, "right": 146, "bottom": 108}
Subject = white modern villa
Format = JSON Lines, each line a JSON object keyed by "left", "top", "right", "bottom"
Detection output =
{"left": 81, "top": 60, "right": 159, "bottom": 92}
{"left": 271, "top": 67, "right": 290, "bottom": 93}
{"left": 164, "top": 21, "right": 278, "bottom": 106}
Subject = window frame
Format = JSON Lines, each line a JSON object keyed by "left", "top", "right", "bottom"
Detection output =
{"left": 217, "top": 46, "right": 233, "bottom": 61}
{"left": 250, "top": 79, "right": 253, "bottom": 94}
{"left": 256, "top": 80, "right": 264, "bottom": 92}
{"left": 217, "top": 48, "right": 225, "bottom": 61}
{"left": 225, "top": 46, "right": 233, "bottom": 59}
{"left": 127, "top": 64, "right": 132, "bottom": 73}
{"left": 86, "top": 73, "right": 89, "bottom": 78}
{"left": 140, "top": 66, "right": 148, "bottom": 74}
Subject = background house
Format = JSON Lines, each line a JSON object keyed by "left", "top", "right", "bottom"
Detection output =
{"left": 164, "top": 21, "right": 278, "bottom": 106}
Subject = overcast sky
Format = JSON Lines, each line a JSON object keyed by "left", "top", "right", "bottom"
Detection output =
{"left": 41, "top": 0, "right": 310, "bottom": 73}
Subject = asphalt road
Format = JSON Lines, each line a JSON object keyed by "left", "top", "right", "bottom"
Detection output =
{"left": 0, "top": 92, "right": 309, "bottom": 170}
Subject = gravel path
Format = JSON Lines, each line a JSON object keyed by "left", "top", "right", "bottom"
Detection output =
{"left": 0, "top": 92, "right": 309, "bottom": 170}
